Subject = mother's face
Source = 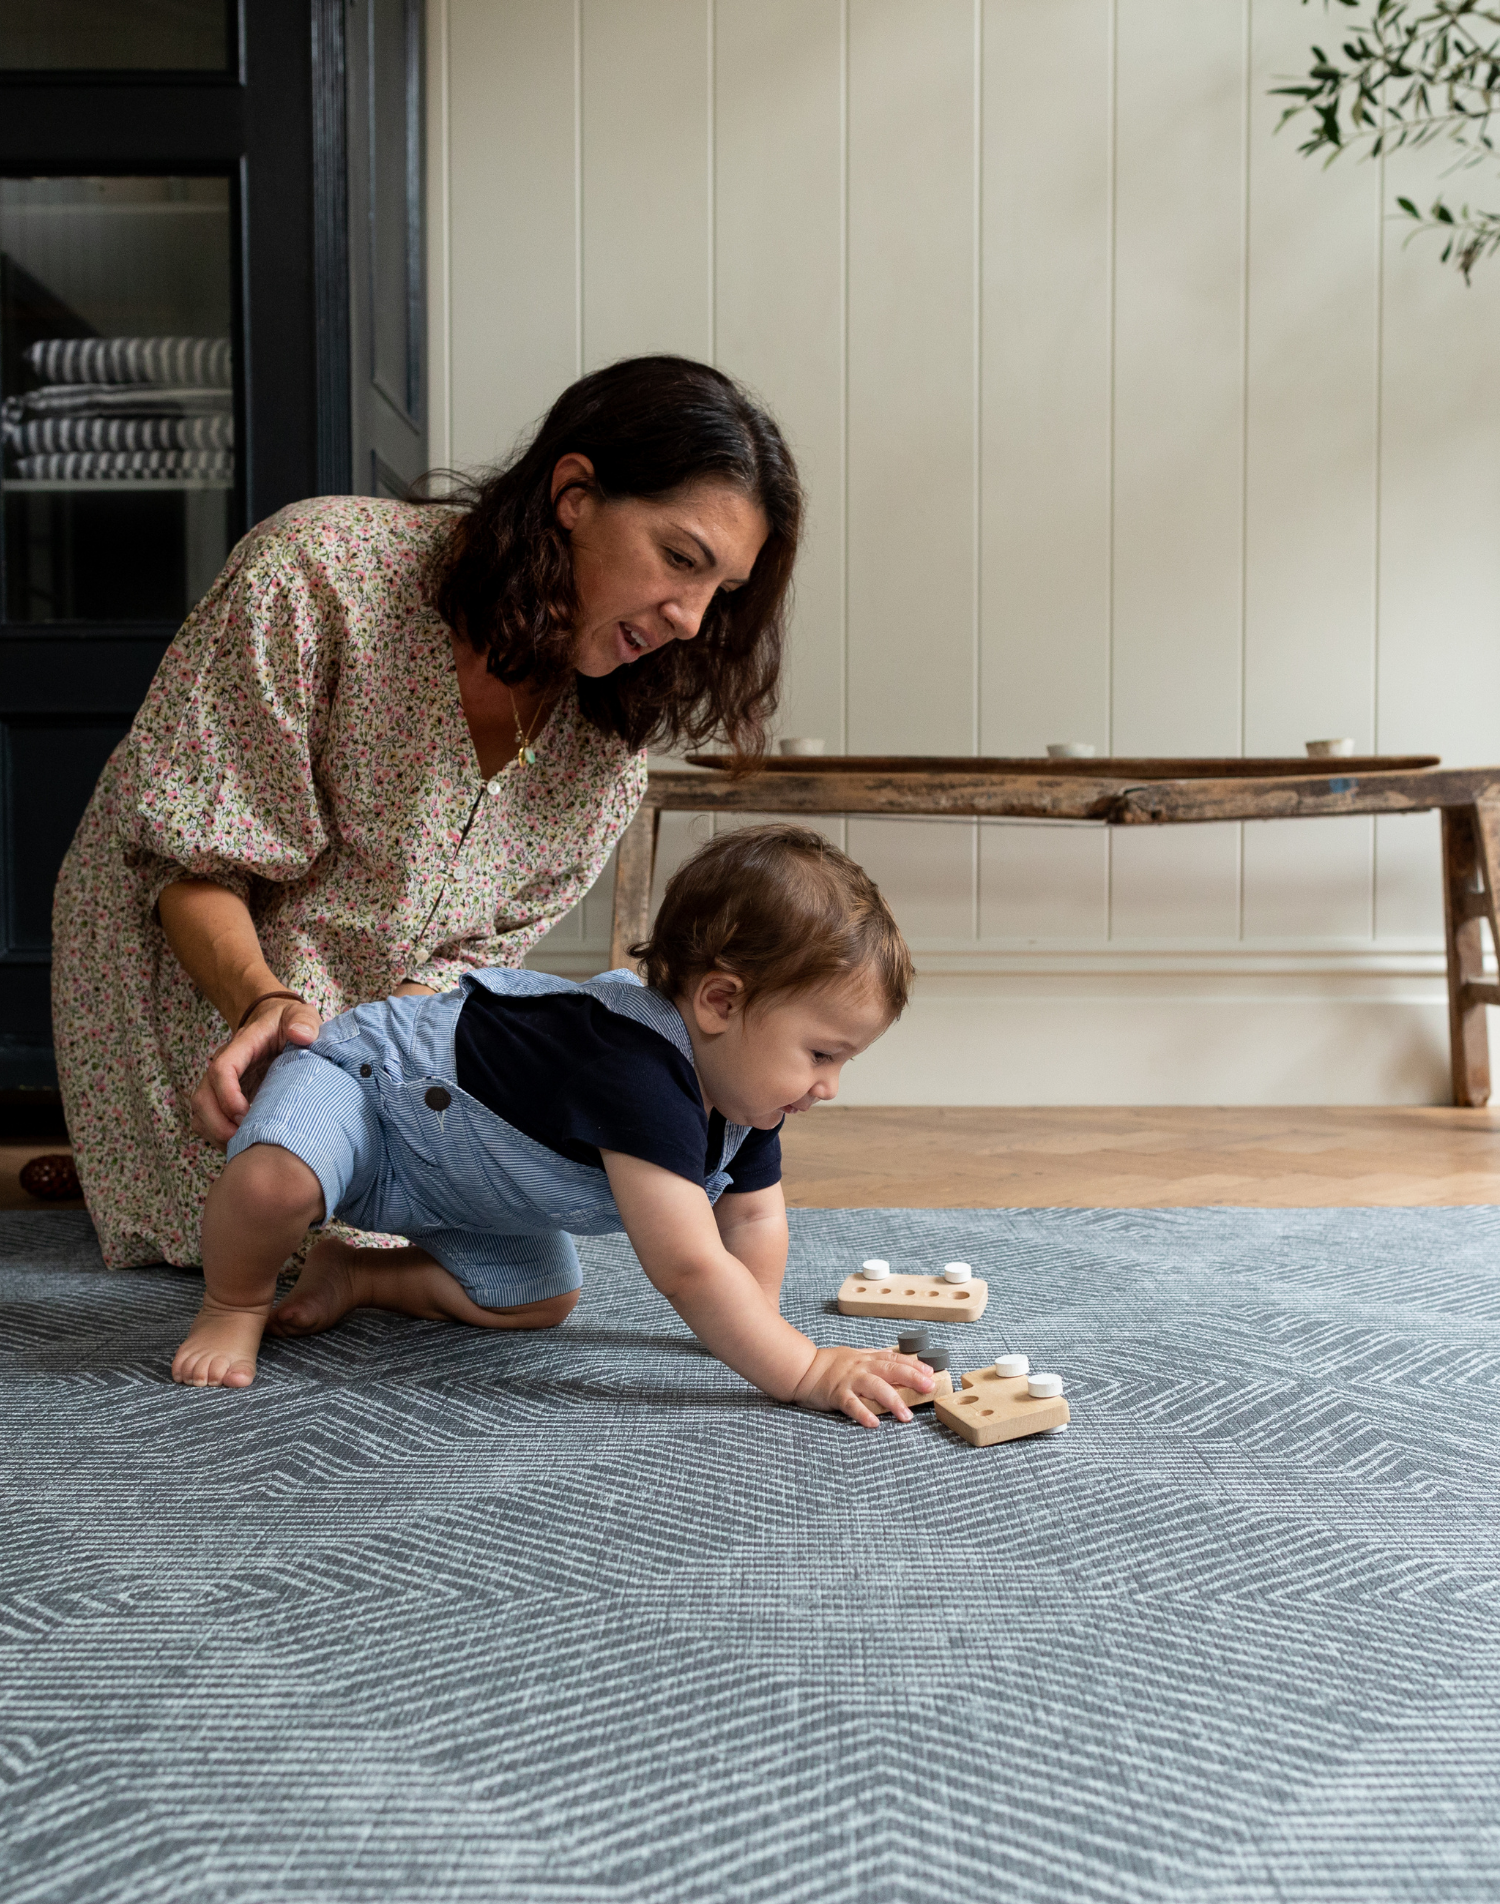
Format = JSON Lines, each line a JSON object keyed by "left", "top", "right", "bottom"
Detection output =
{"left": 552, "top": 453, "right": 770, "bottom": 680}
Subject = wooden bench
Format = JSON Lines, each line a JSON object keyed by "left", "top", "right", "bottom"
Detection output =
{"left": 606, "top": 755, "right": 1500, "bottom": 1108}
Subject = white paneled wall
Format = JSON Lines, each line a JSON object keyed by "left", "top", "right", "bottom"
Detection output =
{"left": 427, "top": 0, "right": 1500, "bottom": 1104}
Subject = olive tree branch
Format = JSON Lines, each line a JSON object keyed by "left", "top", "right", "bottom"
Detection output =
{"left": 1395, "top": 192, "right": 1500, "bottom": 274}
{"left": 1273, "top": 1, "right": 1500, "bottom": 273}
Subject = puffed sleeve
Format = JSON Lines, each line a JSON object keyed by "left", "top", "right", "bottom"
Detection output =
{"left": 116, "top": 518, "right": 340, "bottom": 915}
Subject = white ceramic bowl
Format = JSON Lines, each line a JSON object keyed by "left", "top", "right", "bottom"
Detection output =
{"left": 778, "top": 737, "right": 826, "bottom": 757}
{"left": 1305, "top": 738, "right": 1355, "bottom": 758}
{"left": 1046, "top": 742, "right": 1096, "bottom": 759}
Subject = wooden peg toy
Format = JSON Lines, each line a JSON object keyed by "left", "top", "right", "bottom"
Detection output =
{"left": 837, "top": 1267, "right": 989, "bottom": 1323}
{"left": 934, "top": 1363, "right": 1070, "bottom": 1446}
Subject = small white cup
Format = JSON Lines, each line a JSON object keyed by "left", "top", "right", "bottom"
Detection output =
{"left": 1046, "top": 742, "right": 1095, "bottom": 759}
{"left": 1305, "top": 738, "right": 1355, "bottom": 758}
{"left": 779, "top": 737, "right": 826, "bottom": 757}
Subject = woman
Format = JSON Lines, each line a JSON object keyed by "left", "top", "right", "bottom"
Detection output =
{"left": 53, "top": 354, "right": 801, "bottom": 1271}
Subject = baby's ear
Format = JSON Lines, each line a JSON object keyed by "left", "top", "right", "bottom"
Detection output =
{"left": 686, "top": 968, "right": 745, "bottom": 1033}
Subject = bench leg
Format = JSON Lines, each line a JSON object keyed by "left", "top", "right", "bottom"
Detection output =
{"left": 609, "top": 805, "right": 660, "bottom": 973}
{"left": 1441, "top": 803, "right": 1500, "bottom": 1107}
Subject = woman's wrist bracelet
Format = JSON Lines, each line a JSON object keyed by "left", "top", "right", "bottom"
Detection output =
{"left": 236, "top": 989, "right": 306, "bottom": 1032}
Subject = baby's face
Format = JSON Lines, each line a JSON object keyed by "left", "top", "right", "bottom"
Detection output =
{"left": 698, "top": 973, "right": 894, "bottom": 1130}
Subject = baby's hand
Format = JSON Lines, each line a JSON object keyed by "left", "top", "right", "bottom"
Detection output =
{"left": 791, "top": 1346, "right": 935, "bottom": 1428}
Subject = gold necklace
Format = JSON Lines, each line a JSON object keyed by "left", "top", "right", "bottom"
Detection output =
{"left": 513, "top": 693, "right": 545, "bottom": 767}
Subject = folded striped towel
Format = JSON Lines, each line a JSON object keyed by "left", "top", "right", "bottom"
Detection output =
{"left": 2, "top": 385, "right": 232, "bottom": 425}
{"left": 22, "top": 336, "right": 233, "bottom": 387}
{"left": 5, "top": 413, "right": 234, "bottom": 455}
{"left": 13, "top": 449, "right": 234, "bottom": 482}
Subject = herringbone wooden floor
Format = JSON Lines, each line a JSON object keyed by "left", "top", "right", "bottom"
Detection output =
{"left": 7, "top": 1105, "right": 1500, "bottom": 1212}
{"left": 778, "top": 1106, "right": 1500, "bottom": 1207}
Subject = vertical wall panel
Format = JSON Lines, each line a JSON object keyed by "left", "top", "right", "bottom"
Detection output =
{"left": 1239, "top": 0, "right": 1381, "bottom": 943}
{"left": 1373, "top": 812, "right": 1443, "bottom": 944}
{"left": 1112, "top": 0, "right": 1246, "bottom": 753}
{"left": 425, "top": 0, "right": 452, "bottom": 470}
{"left": 848, "top": 817, "right": 977, "bottom": 945}
{"left": 978, "top": 0, "right": 1112, "bottom": 943}
{"left": 1110, "top": 0, "right": 1247, "bottom": 942}
{"left": 1242, "top": 816, "right": 1374, "bottom": 941}
{"left": 980, "top": 0, "right": 1111, "bottom": 757}
{"left": 979, "top": 823, "right": 1109, "bottom": 942}
{"left": 1242, "top": 4, "right": 1381, "bottom": 758}
{"left": 845, "top": 0, "right": 978, "bottom": 931}
{"left": 716, "top": 0, "right": 846, "bottom": 747}
{"left": 1110, "top": 824, "right": 1243, "bottom": 942}
{"left": 580, "top": 0, "right": 711, "bottom": 367}
{"left": 846, "top": 0, "right": 976, "bottom": 753}
{"left": 447, "top": 0, "right": 578, "bottom": 470}
{"left": 1375, "top": 137, "right": 1500, "bottom": 943}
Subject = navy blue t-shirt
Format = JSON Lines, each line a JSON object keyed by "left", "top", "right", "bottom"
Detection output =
{"left": 453, "top": 988, "right": 782, "bottom": 1193}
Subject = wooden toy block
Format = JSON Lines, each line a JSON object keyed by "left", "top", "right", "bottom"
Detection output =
{"left": 837, "top": 1271, "right": 989, "bottom": 1323}
{"left": 934, "top": 1365, "right": 1070, "bottom": 1446}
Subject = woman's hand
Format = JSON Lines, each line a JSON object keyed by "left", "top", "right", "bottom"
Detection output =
{"left": 191, "top": 996, "right": 323, "bottom": 1149}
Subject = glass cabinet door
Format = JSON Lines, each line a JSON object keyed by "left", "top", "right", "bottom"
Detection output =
{"left": 0, "top": 175, "right": 235, "bottom": 625}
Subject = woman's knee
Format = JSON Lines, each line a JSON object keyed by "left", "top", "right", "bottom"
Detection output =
{"left": 477, "top": 1286, "right": 579, "bottom": 1330}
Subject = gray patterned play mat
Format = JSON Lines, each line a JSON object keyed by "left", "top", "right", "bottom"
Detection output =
{"left": 3, "top": 1204, "right": 1499, "bottom": 1902}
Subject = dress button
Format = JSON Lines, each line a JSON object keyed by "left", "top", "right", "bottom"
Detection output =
{"left": 359, "top": 1063, "right": 372, "bottom": 1078}
{"left": 424, "top": 1086, "right": 452, "bottom": 1112}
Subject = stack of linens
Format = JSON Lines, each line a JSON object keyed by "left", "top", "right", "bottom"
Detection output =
{"left": 3, "top": 336, "right": 233, "bottom": 483}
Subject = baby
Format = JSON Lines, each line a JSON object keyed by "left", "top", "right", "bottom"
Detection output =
{"left": 172, "top": 822, "right": 935, "bottom": 1424}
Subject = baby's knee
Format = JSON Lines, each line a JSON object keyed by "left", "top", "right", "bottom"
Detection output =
{"left": 523, "top": 1287, "right": 580, "bottom": 1329}
{"left": 480, "top": 1287, "right": 579, "bottom": 1330}
{"left": 216, "top": 1143, "right": 325, "bottom": 1228}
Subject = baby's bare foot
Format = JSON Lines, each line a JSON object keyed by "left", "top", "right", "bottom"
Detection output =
{"left": 266, "top": 1237, "right": 365, "bottom": 1337}
{"left": 172, "top": 1296, "right": 271, "bottom": 1388}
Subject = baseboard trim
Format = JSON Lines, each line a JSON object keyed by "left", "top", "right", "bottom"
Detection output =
{"left": 528, "top": 939, "right": 1459, "bottom": 984}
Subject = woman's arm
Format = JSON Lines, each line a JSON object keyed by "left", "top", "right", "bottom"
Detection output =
{"left": 158, "top": 878, "right": 292, "bottom": 1029}
{"left": 159, "top": 880, "right": 436, "bottom": 1148}
{"left": 158, "top": 879, "right": 323, "bottom": 1147}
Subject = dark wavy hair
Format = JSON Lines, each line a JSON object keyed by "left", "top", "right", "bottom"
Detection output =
{"left": 421, "top": 356, "right": 802, "bottom": 760}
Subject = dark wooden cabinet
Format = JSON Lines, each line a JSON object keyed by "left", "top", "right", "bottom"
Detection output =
{"left": 0, "top": 0, "right": 426, "bottom": 1111}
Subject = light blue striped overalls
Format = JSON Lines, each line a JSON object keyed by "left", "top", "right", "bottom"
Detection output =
{"left": 228, "top": 968, "right": 757, "bottom": 1307}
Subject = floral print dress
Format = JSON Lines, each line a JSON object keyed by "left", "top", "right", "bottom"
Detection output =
{"left": 52, "top": 496, "right": 647, "bottom": 1269}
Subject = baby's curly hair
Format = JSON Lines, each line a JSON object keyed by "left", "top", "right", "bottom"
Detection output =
{"left": 632, "top": 823, "right": 913, "bottom": 1018}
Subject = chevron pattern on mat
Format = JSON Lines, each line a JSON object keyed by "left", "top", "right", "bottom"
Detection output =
{"left": 3, "top": 1205, "right": 1499, "bottom": 1903}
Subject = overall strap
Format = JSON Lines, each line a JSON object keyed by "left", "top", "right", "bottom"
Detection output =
{"left": 574, "top": 970, "right": 697, "bottom": 1069}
